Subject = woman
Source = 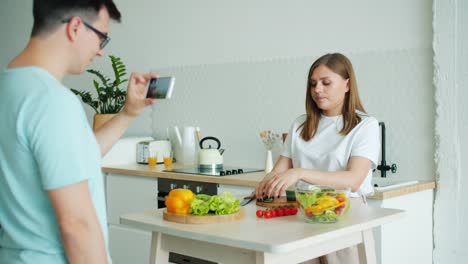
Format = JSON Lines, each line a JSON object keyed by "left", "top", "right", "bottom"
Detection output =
{"left": 256, "top": 53, "right": 380, "bottom": 264}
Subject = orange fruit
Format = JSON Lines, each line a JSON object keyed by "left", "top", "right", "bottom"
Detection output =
{"left": 168, "top": 189, "right": 195, "bottom": 203}
{"left": 165, "top": 189, "right": 194, "bottom": 215}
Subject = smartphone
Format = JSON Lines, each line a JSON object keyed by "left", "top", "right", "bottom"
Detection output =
{"left": 146, "top": 76, "right": 176, "bottom": 99}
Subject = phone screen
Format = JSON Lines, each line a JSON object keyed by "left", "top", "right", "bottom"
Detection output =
{"left": 146, "top": 77, "right": 175, "bottom": 99}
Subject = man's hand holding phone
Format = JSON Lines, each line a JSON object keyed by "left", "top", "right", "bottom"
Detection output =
{"left": 122, "top": 72, "right": 158, "bottom": 117}
{"left": 94, "top": 72, "right": 157, "bottom": 156}
{"left": 145, "top": 76, "right": 176, "bottom": 99}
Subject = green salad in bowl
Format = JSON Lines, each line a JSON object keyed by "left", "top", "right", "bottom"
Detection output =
{"left": 295, "top": 183, "right": 350, "bottom": 223}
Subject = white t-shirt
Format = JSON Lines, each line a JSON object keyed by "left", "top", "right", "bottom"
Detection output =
{"left": 281, "top": 112, "right": 380, "bottom": 197}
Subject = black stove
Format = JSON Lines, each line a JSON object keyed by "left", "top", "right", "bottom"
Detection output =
{"left": 165, "top": 166, "right": 263, "bottom": 177}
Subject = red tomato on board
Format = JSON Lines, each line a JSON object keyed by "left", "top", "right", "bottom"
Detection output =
{"left": 270, "top": 210, "right": 277, "bottom": 217}
{"left": 276, "top": 208, "right": 284, "bottom": 217}
{"left": 256, "top": 210, "right": 264, "bottom": 218}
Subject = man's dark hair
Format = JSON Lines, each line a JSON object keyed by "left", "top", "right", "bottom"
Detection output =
{"left": 31, "top": 0, "right": 121, "bottom": 37}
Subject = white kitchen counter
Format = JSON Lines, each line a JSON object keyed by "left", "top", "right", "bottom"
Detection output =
{"left": 103, "top": 163, "right": 264, "bottom": 187}
{"left": 120, "top": 200, "right": 404, "bottom": 264}
{"left": 102, "top": 163, "right": 435, "bottom": 200}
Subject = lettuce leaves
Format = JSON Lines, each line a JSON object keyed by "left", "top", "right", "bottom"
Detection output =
{"left": 189, "top": 192, "right": 240, "bottom": 215}
{"left": 296, "top": 191, "right": 318, "bottom": 208}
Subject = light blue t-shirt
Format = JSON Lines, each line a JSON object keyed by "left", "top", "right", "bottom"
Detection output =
{"left": 0, "top": 67, "right": 110, "bottom": 263}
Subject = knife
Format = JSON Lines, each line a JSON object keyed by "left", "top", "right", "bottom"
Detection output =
{"left": 240, "top": 193, "right": 256, "bottom": 206}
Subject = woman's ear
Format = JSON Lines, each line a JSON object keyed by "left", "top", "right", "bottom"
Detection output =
{"left": 345, "top": 78, "right": 350, "bottom": 92}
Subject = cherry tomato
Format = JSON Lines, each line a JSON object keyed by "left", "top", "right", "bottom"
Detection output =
{"left": 276, "top": 208, "right": 284, "bottom": 217}
{"left": 256, "top": 210, "right": 264, "bottom": 218}
{"left": 335, "top": 208, "right": 342, "bottom": 215}
{"left": 272, "top": 209, "right": 279, "bottom": 217}
{"left": 290, "top": 207, "right": 298, "bottom": 215}
{"left": 337, "top": 196, "right": 345, "bottom": 203}
{"left": 264, "top": 210, "right": 272, "bottom": 218}
{"left": 284, "top": 207, "right": 291, "bottom": 216}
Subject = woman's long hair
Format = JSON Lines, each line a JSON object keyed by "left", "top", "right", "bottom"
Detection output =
{"left": 300, "top": 53, "right": 366, "bottom": 141}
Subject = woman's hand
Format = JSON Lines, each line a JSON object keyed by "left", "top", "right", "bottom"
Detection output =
{"left": 255, "top": 156, "right": 294, "bottom": 199}
{"left": 256, "top": 172, "right": 276, "bottom": 199}
{"left": 122, "top": 72, "right": 157, "bottom": 117}
{"left": 263, "top": 169, "right": 302, "bottom": 198}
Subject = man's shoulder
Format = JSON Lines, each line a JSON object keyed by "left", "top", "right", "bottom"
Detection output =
{"left": 3, "top": 67, "right": 58, "bottom": 93}
{"left": 11, "top": 67, "right": 79, "bottom": 107}
{"left": 3, "top": 67, "right": 85, "bottom": 128}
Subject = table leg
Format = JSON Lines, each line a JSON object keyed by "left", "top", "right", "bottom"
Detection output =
{"left": 149, "top": 232, "right": 169, "bottom": 264}
{"left": 256, "top": 252, "right": 266, "bottom": 264}
{"left": 357, "top": 229, "right": 377, "bottom": 264}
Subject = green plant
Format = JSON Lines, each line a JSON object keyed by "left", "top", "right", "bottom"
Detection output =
{"left": 71, "top": 55, "right": 128, "bottom": 114}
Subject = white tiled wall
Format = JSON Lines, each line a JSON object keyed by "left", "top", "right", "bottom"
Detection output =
{"left": 144, "top": 49, "right": 434, "bottom": 183}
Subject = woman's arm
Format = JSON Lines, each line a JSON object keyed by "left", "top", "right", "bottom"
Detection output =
{"left": 256, "top": 156, "right": 292, "bottom": 198}
{"left": 263, "top": 156, "right": 372, "bottom": 198}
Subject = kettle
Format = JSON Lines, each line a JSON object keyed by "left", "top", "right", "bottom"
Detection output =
{"left": 198, "top": 136, "right": 225, "bottom": 170}
{"left": 168, "top": 126, "right": 198, "bottom": 165}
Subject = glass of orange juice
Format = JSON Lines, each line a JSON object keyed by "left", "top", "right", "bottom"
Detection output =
{"left": 148, "top": 150, "right": 157, "bottom": 167}
{"left": 163, "top": 151, "right": 173, "bottom": 168}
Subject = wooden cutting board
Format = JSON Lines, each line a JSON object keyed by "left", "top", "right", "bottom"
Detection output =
{"left": 256, "top": 196, "right": 298, "bottom": 208}
{"left": 163, "top": 208, "right": 245, "bottom": 224}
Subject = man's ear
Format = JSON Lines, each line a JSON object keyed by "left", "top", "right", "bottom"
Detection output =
{"left": 65, "top": 16, "right": 82, "bottom": 42}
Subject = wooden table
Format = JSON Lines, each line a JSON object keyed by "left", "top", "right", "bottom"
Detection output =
{"left": 120, "top": 201, "right": 404, "bottom": 264}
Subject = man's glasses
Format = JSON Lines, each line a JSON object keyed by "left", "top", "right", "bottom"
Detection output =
{"left": 62, "top": 18, "right": 111, "bottom": 49}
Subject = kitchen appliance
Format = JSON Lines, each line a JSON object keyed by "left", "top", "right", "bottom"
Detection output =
{"left": 166, "top": 166, "right": 263, "bottom": 177}
{"left": 136, "top": 140, "right": 172, "bottom": 164}
{"left": 102, "top": 136, "right": 153, "bottom": 166}
{"left": 198, "top": 136, "right": 224, "bottom": 170}
{"left": 181, "top": 126, "right": 198, "bottom": 165}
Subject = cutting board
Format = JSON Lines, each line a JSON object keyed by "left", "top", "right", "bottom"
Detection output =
{"left": 163, "top": 208, "right": 245, "bottom": 224}
{"left": 256, "top": 196, "right": 298, "bottom": 208}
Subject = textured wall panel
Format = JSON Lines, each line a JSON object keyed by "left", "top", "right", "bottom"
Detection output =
{"left": 147, "top": 49, "right": 434, "bottom": 182}
{"left": 433, "top": 0, "right": 468, "bottom": 263}
{"left": 109, "top": 0, "right": 432, "bottom": 69}
{"left": 459, "top": 0, "right": 468, "bottom": 252}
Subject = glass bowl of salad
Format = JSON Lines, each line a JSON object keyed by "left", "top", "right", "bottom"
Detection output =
{"left": 295, "top": 183, "right": 350, "bottom": 223}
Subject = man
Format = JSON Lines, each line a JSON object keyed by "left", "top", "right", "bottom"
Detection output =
{"left": 0, "top": 0, "right": 156, "bottom": 263}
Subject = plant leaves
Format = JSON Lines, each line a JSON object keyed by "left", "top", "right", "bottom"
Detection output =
{"left": 70, "top": 88, "right": 99, "bottom": 113}
{"left": 73, "top": 55, "right": 129, "bottom": 114}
